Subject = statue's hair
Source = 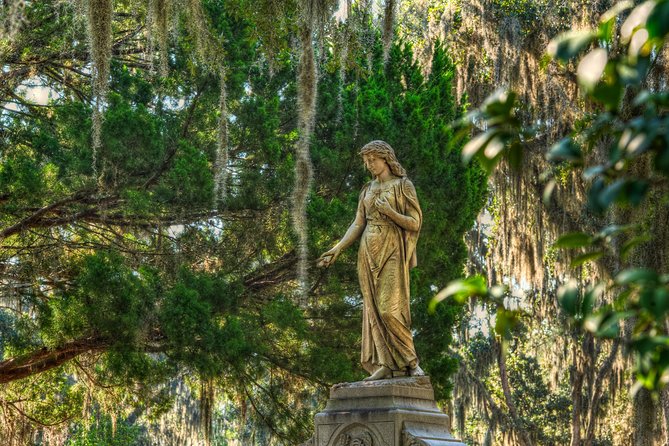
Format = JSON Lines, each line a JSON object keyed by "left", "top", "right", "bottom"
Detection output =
{"left": 359, "top": 140, "right": 406, "bottom": 177}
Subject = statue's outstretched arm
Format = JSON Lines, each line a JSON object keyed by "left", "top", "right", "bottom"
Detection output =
{"left": 317, "top": 189, "right": 367, "bottom": 268}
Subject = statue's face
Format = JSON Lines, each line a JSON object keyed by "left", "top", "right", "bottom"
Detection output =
{"left": 362, "top": 153, "right": 388, "bottom": 178}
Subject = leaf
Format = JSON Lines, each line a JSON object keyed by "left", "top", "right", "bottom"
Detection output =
{"left": 558, "top": 280, "right": 579, "bottom": 316}
{"left": 506, "top": 140, "right": 523, "bottom": 171}
{"left": 482, "top": 89, "right": 516, "bottom": 116}
{"left": 577, "top": 48, "right": 608, "bottom": 90}
{"left": 482, "top": 136, "right": 505, "bottom": 160}
{"left": 547, "top": 30, "right": 597, "bottom": 62}
{"left": 646, "top": 0, "right": 669, "bottom": 40}
{"left": 591, "top": 75, "right": 624, "bottom": 110}
{"left": 596, "top": 311, "right": 629, "bottom": 338}
{"left": 430, "top": 275, "right": 487, "bottom": 311}
{"left": 600, "top": 1, "right": 634, "bottom": 25}
{"left": 617, "top": 129, "right": 650, "bottom": 156}
{"left": 639, "top": 286, "right": 669, "bottom": 318}
{"left": 615, "top": 268, "right": 659, "bottom": 285}
{"left": 621, "top": 1, "right": 655, "bottom": 42}
{"left": 462, "top": 131, "right": 498, "bottom": 164}
{"left": 571, "top": 251, "right": 605, "bottom": 267}
{"left": 555, "top": 232, "right": 592, "bottom": 248}
{"left": 584, "top": 310, "right": 633, "bottom": 338}
{"left": 583, "top": 165, "right": 607, "bottom": 180}
{"left": 621, "top": 234, "right": 652, "bottom": 258}
{"left": 655, "top": 145, "right": 669, "bottom": 173}
{"left": 598, "top": 179, "right": 649, "bottom": 208}
{"left": 494, "top": 308, "right": 520, "bottom": 340}
{"left": 598, "top": 179, "right": 627, "bottom": 207}
{"left": 547, "top": 138, "right": 583, "bottom": 163}
{"left": 588, "top": 177, "right": 607, "bottom": 213}
{"left": 617, "top": 59, "right": 648, "bottom": 84}
{"left": 582, "top": 282, "right": 606, "bottom": 317}
{"left": 598, "top": 224, "right": 635, "bottom": 238}
{"left": 633, "top": 90, "right": 653, "bottom": 106}
{"left": 633, "top": 335, "right": 669, "bottom": 355}
{"left": 543, "top": 179, "right": 556, "bottom": 205}
{"left": 489, "top": 285, "right": 508, "bottom": 300}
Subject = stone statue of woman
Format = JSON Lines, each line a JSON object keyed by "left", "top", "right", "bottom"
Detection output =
{"left": 318, "top": 140, "right": 425, "bottom": 380}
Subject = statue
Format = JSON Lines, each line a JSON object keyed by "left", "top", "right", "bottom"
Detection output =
{"left": 318, "top": 140, "right": 424, "bottom": 380}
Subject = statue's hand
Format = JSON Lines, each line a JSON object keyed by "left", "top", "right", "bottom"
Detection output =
{"left": 317, "top": 247, "right": 341, "bottom": 268}
{"left": 375, "top": 197, "right": 393, "bottom": 216}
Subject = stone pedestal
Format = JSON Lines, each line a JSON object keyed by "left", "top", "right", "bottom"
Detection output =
{"left": 308, "top": 376, "right": 465, "bottom": 446}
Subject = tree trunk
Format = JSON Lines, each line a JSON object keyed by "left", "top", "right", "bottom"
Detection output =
{"left": 583, "top": 339, "right": 620, "bottom": 446}
{"left": 497, "top": 340, "right": 533, "bottom": 446}
{"left": 570, "top": 344, "right": 583, "bottom": 446}
{"left": 662, "top": 385, "right": 669, "bottom": 446}
{"left": 633, "top": 388, "right": 656, "bottom": 446}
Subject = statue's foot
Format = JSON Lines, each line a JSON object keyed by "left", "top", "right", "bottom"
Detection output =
{"left": 363, "top": 366, "right": 392, "bottom": 381}
{"left": 409, "top": 365, "right": 425, "bottom": 376}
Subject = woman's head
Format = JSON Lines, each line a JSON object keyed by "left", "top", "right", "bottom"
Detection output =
{"left": 359, "top": 140, "right": 406, "bottom": 178}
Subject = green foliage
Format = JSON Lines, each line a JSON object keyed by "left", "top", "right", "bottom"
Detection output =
{"left": 66, "top": 414, "right": 144, "bottom": 446}
{"left": 506, "top": 351, "right": 571, "bottom": 444}
{"left": 489, "top": 0, "right": 571, "bottom": 38}
{"left": 460, "top": 332, "right": 572, "bottom": 445}
{"left": 311, "top": 38, "right": 487, "bottom": 399}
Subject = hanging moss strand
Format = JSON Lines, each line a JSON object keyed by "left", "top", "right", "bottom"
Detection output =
{"left": 292, "top": 4, "right": 318, "bottom": 300}
{"left": 382, "top": 0, "right": 396, "bottom": 64}
{"left": 86, "top": 0, "right": 113, "bottom": 176}
{"left": 153, "top": 0, "right": 170, "bottom": 77}
{"left": 214, "top": 65, "right": 229, "bottom": 208}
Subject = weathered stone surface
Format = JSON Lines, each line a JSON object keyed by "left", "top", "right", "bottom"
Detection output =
{"left": 308, "top": 376, "right": 465, "bottom": 446}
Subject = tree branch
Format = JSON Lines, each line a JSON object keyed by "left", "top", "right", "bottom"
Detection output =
{"left": 0, "top": 190, "right": 95, "bottom": 240}
{"left": 0, "top": 337, "right": 108, "bottom": 384}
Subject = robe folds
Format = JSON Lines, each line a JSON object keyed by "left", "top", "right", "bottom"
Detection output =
{"left": 357, "top": 177, "right": 422, "bottom": 373}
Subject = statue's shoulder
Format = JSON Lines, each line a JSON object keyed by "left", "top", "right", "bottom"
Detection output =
{"left": 400, "top": 177, "right": 417, "bottom": 193}
{"left": 357, "top": 181, "right": 372, "bottom": 199}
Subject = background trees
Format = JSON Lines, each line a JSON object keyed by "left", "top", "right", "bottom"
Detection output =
{"left": 424, "top": 0, "right": 669, "bottom": 444}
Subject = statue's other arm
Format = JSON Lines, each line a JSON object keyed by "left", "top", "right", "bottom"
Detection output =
{"left": 375, "top": 180, "right": 420, "bottom": 232}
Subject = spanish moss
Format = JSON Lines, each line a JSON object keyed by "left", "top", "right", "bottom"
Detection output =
{"left": 150, "top": 0, "right": 171, "bottom": 77}
{"left": 183, "top": 0, "right": 220, "bottom": 70}
{"left": 381, "top": 0, "right": 396, "bottom": 64}
{"left": 86, "top": 0, "right": 113, "bottom": 176}
{"left": 213, "top": 65, "right": 229, "bottom": 208}
{"left": 0, "top": 0, "right": 26, "bottom": 41}
{"left": 292, "top": 2, "right": 318, "bottom": 299}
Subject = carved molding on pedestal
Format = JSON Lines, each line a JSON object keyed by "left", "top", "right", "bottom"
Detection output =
{"left": 333, "top": 423, "right": 379, "bottom": 446}
{"left": 300, "top": 436, "right": 315, "bottom": 446}
{"left": 402, "top": 428, "right": 428, "bottom": 446}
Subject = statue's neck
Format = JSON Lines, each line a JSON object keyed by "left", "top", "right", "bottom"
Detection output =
{"left": 376, "top": 171, "right": 394, "bottom": 183}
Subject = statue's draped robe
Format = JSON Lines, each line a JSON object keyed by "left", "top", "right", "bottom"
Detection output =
{"left": 357, "top": 177, "right": 421, "bottom": 373}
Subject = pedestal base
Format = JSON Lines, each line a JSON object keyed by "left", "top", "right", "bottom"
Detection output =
{"left": 306, "top": 376, "right": 464, "bottom": 446}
